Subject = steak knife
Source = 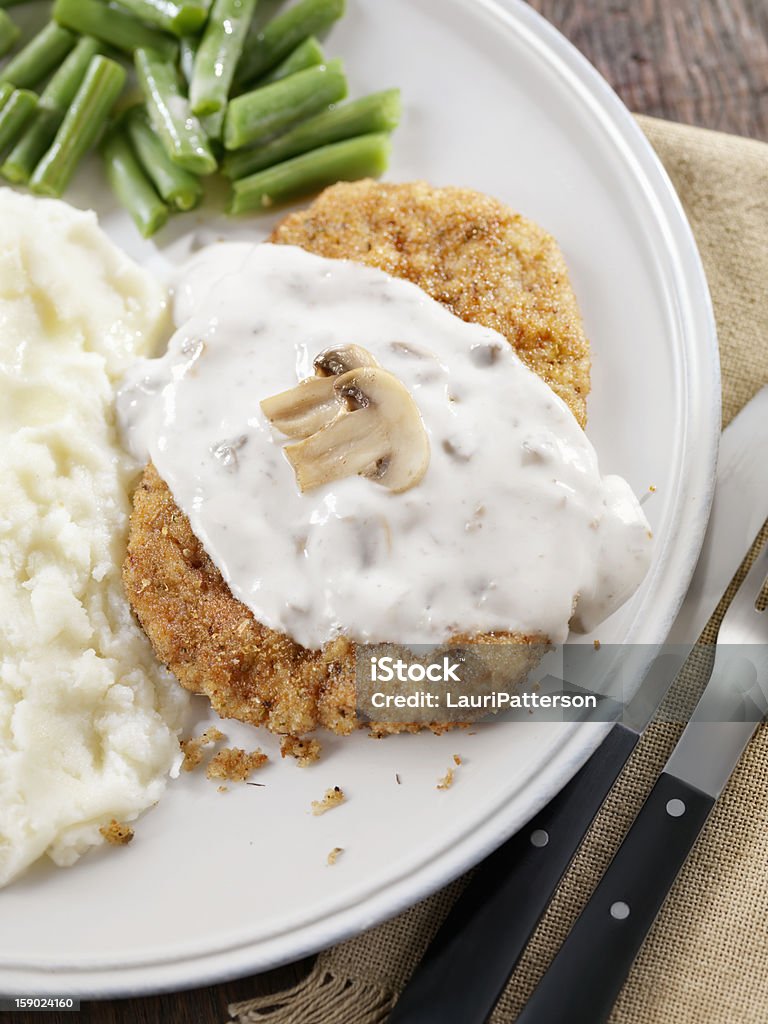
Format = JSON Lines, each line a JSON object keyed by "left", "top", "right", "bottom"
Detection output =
{"left": 388, "top": 387, "right": 768, "bottom": 1024}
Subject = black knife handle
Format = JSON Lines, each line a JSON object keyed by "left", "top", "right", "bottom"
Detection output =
{"left": 515, "top": 771, "right": 715, "bottom": 1024}
{"left": 388, "top": 723, "right": 639, "bottom": 1024}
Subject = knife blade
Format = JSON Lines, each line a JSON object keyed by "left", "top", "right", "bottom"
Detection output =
{"left": 388, "top": 387, "right": 768, "bottom": 1024}
{"left": 515, "top": 536, "right": 768, "bottom": 1024}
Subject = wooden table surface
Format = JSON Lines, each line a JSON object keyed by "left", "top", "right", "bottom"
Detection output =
{"left": 14, "top": 2, "right": 767, "bottom": 1022}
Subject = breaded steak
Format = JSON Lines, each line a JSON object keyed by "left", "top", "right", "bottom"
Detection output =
{"left": 123, "top": 182, "right": 590, "bottom": 738}
{"left": 271, "top": 181, "right": 590, "bottom": 426}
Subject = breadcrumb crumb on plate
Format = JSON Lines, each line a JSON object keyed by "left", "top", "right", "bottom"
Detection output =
{"left": 327, "top": 847, "right": 344, "bottom": 866}
{"left": 180, "top": 727, "right": 225, "bottom": 772}
{"left": 99, "top": 821, "right": 134, "bottom": 847}
{"left": 206, "top": 748, "right": 269, "bottom": 782}
{"left": 437, "top": 768, "right": 456, "bottom": 790}
{"left": 312, "top": 787, "right": 346, "bottom": 816}
{"left": 280, "top": 736, "right": 322, "bottom": 767}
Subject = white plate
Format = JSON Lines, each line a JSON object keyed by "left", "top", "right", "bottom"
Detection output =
{"left": 0, "top": 0, "right": 719, "bottom": 997}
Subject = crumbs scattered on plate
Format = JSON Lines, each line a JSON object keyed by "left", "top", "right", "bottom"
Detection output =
{"left": 281, "top": 735, "right": 322, "bottom": 766}
{"left": 99, "top": 820, "right": 134, "bottom": 846}
{"left": 327, "top": 847, "right": 344, "bottom": 866}
{"left": 438, "top": 756, "right": 463, "bottom": 790}
{"left": 180, "top": 727, "right": 224, "bottom": 771}
{"left": 312, "top": 786, "right": 346, "bottom": 815}
{"left": 180, "top": 728, "right": 268, "bottom": 784}
{"left": 206, "top": 748, "right": 268, "bottom": 782}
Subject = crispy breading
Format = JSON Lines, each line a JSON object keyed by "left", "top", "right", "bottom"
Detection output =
{"left": 271, "top": 180, "right": 589, "bottom": 426}
{"left": 123, "top": 182, "right": 589, "bottom": 739}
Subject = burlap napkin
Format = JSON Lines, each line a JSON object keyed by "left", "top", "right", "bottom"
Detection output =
{"left": 228, "top": 117, "right": 768, "bottom": 1024}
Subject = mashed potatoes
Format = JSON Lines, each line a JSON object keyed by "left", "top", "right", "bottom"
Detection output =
{"left": 0, "top": 191, "right": 188, "bottom": 887}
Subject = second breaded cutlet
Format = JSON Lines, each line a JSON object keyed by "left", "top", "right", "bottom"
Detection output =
{"left": 123, "top": 181, "right": 591, "bottom": 739}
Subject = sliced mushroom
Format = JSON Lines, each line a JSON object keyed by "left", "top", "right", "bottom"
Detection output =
{"left": 260, "top": 376, "right": 341, "bottom": 439}
{"left": 284, "top": 366, "right": 430, "bottom": 493}
{"left": 314, "top": 344, "right": 378, "bottom": 377}
{"left": 260, "top": 344, "right": 378, "bottom": 439}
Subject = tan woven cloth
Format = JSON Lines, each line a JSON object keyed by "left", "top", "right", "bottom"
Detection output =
{"left": 229, "top": 117, "right": 768, "bottom": 1024}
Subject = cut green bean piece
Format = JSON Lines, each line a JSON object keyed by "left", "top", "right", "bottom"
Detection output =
{"left": 258, "top": 36, "right": 324, "bottom": 86}
{"left": 113, "top": 0, "right": 211, "bottom": 36}
{"left": 0, "top": 23, "right": 75, "bottom": 89}
{"left": 190, "top": 0, "right": 257, "bottom": 116}
{"left": 1, "top": 107, "right": 58, "bottom": 182}
{"left": 53, "top": 0, "right": 178, "bottom": 61}
{"left": 101, "top": 129, "right": 169, "bottom": 237}
{"left": 0, "top": 10, "right": 20, "bottom": 58}
{"left": 229, "top": 132, "right": 390, "bottom": 214}
{"left": 0, "top": 88, "right": 35, "bottom": 153}
{"left": 235, "top": 0, "right": 344, "bottom": 86}
{"left": 135, "top": 46, "right": 217, "bottom": 174}
{"left": 179, "top": 35, "right": 196, "bottom": 85}
{"left": 2, "top": 38, "right": 102, "bottom": 183}
{"left": 30, "top": 56, "right": 126, "bottom": 197}
{"left": 224, "top": 59, "right": 346, "bottom": 151}
{"left": 41, "top": 36, "right": 102, "bottom": 110}
{"left": 223, "top": 88, "right": 400, "bottom": 179}
{"left": 127, "top": 106, "right": 203, "bottom": 210}
{"left": 201, "top": 106, "right": 224, "bottom": 140}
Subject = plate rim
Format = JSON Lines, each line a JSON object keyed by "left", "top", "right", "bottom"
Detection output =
{"left": 4, "top": 0, "right": 720, "bottom": 996}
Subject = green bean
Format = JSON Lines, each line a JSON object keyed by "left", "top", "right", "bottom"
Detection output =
{"left": 101, "top": 128, "right": 169, "bottom": 237}
{"left": 235, "top": 0, "right": 344, "bottom": 87}
{"left": 224, "top": 59, "right": 346, "bottom": 151}
{"left": 42, "top": 36, "right": 103, "bottom": 110}
{"left": 2, "top": 38, "right": 101, "bottom": 183}
{"left": 201, "top": 107, "right": 224, "bottom": 140}
{"left": 30, "top": 56, "right": 126, "bottom": 197}
{"left": 135, "top": 46, "right": 217, "bottom": 174}
{"left": 190, "top": 0, "right": 257, "bottom": 116}
{"left": 229, "top": 132, "right": 390, "bottom": 214}
{"left": 0, "top": 82, "right": 12, "bottom": 109}
{"left": 0, "top": 23, "right": 75, "bottom": 89}
{"left": 223, "top": 88, "right": 400, "bottom": 179}
{"left": 179, "top": 35, "right": 196, "bottom": 85}
{"left": 258, "top": 36, "right": 324, "bottom": 86}
{"left": 0, "top": 88, "right": 36, "bottom": 154}
{"left": 53, "top": 0, "right": 178, "bottom": 61}
{"left": 127, "top": 106, "right": 203, "bottom": 210}
{"left": 2, "top": 108, "right": 56, "bottom": 182}
{"left": 0, "top": 10, "right": 19, "bottom": 58}
{"left": 113, "top": 0, "right": 211, "bottom": 36}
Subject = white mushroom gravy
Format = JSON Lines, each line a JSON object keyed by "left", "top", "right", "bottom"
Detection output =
{"left": 117, "top": 242, "right": 652, "bottom": 648}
